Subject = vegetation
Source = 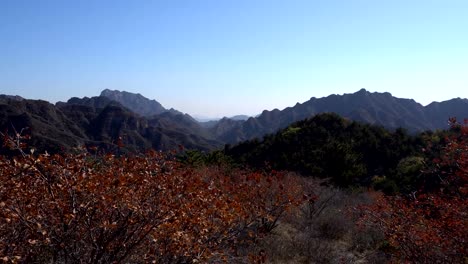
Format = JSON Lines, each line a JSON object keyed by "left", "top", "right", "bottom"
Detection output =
{"left": 224, "top": 114, "right": 466, "bottom": 262}
{"left": 0, "top": 132, "right": 305, "bottom": 263}
{"left": 359, "top": 118, "right": 468, "bottom": 263}
{"left": 1, "top": 114, "right": 466, "bottom": 263}
{"left": 224, "top": 113, "right": 427, "bottom": 189}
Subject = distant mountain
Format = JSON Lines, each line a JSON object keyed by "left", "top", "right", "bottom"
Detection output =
{"left": 198, "top": 120, "right": 219, "bottom": 129}
{"left": 59, "top": 90, "right": 218, "bottom": 144}
{"left": 0, "top": 97, "right": 221, "bottom": 154}
{"left": 1, "top": 89, "right": 467, "bottom": 152}
{"left": 147, "top": 111, "right": 215, "bottom": 141}
{"left": 100, "top": 89, "right": 169, "bottom": 116}
{"left": 193, "top": 115, "right": 219, "bottom": 122}
{"left": 425, "top": 98, "right": 468, "bottom": 129}
{"left": 228, "top": 115, "right": 250, "bottom": 121}
{"left": 197, "top": 115, "right": 250, "bottom": 129}
{"left": 0, "top": 99, "right": 88, "bottom": 153}
{"left": 98, "top": 89, "right": 210, "bottom": 133}
{"left": 0, "top": 95, "right": 24, "bottom": 101}
{"left": 194, "top": 115, "right": 250, "bottom": 123}
{"left": 57, "top": 95, "right": 119, "bottom": 109}
{"left": 212, "top": 89, "right": 468, "bottom": 143}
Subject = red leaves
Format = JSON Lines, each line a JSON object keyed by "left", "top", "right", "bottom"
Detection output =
{"left": 0, "top": 149, "right": 304, "bottom": 262}
{"left": 359, "top": 119, "right": 468, "bottom": 263}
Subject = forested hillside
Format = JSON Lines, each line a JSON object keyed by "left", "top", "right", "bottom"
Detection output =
{"left": 224, "top": 113, "right": 430, "bottom": 191}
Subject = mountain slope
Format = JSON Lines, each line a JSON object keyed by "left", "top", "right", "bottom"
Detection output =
{"left": 213, "top": 89, "right": 468, "bottom": 143}
{"left": 100, "top": 89, "right": 168, "bottom": 116}
{"left": 224, "top": 113, "right": 425, "bottom": 187}
{"left": 0, "top": 97, "right": 221, "bottom": 153}
{"left": 0, "top": 99, "right": 88, "bottom": 153}
{"left": 425, "top": 98, "right": 468, "bottom": 129}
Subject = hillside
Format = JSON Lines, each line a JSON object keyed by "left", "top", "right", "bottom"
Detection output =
{"left": 213, "top": 89, "right": 468, "bottom": 143}
{"left": 224, "top": 113, "right": 426, "bottom": 189}
{"left": 0, "top": 97, "right": 221, "bottom": 153}
{"left": 100, "top": 89, "right": 168, "bottom": 116}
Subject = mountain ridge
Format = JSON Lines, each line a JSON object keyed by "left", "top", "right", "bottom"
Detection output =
{"left": 210, "top": 89, "right": 468, "bottom": 143}
{"left": 1, "top": 89, "right": 467, "bottom": 152}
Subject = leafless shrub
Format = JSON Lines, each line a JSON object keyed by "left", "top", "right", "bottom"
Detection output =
{"left": 258, "top": 177, "right": 388, "bottom": 263}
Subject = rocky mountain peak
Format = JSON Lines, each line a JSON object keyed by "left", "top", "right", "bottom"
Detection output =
{"left": 99, "top": 89, "right": 166, "bottom": 117}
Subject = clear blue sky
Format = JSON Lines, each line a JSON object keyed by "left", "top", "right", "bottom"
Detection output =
{"left": 1, "top": 0, "right": 467, "bottom": 118}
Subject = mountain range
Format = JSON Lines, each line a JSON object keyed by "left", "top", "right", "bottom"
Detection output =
{"left": 1, "top": 89, "right": 467, "bottom": 152}
{"left": 213, "top": 89, "right": 468, "bottom": 143}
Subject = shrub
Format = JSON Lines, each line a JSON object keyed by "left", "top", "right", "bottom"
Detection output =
{"left": 0, "top": 147, "right": 304, "bottom": 263}
{"left": 359, "top": 119, "right": 468, "bottom": 263}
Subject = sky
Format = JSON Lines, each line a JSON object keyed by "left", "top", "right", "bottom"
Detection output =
{"left": 0, "top": 0, "right": 467, "bottom": 118}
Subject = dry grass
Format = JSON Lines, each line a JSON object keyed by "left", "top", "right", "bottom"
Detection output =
{"left": 257, "top": 177, "right": 389, "bottom": 264}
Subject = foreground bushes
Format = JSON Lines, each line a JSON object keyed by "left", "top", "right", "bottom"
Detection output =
{"left": 2, "top": 118, "right": 465, "bottom": 263}
{"left": 0, "top": 150, "right": 304, "bottom": 263}
{"left": 359, "top": 119, "right": 468, "bottom": 263}
{"left": 259, "top": 181, "right": 387, "bottom": 264}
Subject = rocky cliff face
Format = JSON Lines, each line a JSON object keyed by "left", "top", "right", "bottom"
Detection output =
{"left": 100, "top": 89, "right": 167, "bottom": 116}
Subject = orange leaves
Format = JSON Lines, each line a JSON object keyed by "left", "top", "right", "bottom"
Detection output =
{"left": 0, "top": 149, "right": 304, "bottom": 263}
{"left": 359, "top": 120, "right": 468, "bottom": 263}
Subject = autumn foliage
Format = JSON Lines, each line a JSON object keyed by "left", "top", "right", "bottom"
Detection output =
{"left": 3, "top": 116, "right": 466, "bottom": 263}
{"left": 0, "top": 135, "right": 304, "bottom": 263}
{"left": 360, "top": 119, "right": 468, "bottom": 263}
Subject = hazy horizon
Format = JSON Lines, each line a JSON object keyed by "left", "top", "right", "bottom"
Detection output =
{"left": 1, "top": 0, "right": 467, "bottom": 118}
